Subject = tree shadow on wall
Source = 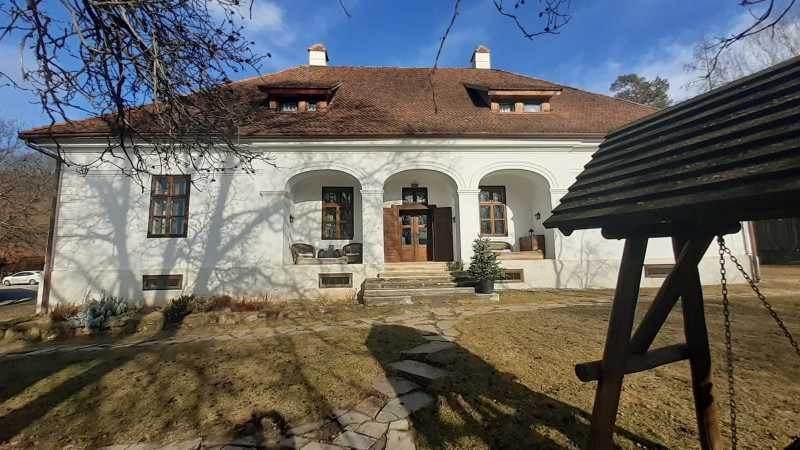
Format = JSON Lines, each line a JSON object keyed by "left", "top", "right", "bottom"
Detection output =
{"left": 365, "top": 324, "right": 668, "bottom": 450}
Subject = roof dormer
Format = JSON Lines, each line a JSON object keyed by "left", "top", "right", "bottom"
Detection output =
{"left": 258, "top": 83, "right": 340, "bottom": 113}
{"left": 465, "top": 84, "right": 562, "bottom": 113}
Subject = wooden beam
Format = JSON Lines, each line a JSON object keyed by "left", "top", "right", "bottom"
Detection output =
{"left": 588, "top": 237, "right": 648, "bottom": 450}
{"left": 602, "top": 221, "right": 740, "bottom": 240}
{"left": 488, "top": 89, "right": 562, "bottom": 97}
{"left": 627, "top": 235, "right": 713, "bottom": 354}
{"left": 673, "top": 237, "right": 723, "bottom": 450}
{"left": 575, "top": 344, "right": 689, "bottom": 382}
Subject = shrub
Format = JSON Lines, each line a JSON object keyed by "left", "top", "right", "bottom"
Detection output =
{"left": 49, "top": 304, "right": 79, "bottom": 322}
{"left": 468, "top": 238, "right": 504, "bottom": 281}
{"left": 163, "top": 295, "right": 195, "bottom": 323}
{"left": 70, "top": 294, "right": 128, "bottom": 331}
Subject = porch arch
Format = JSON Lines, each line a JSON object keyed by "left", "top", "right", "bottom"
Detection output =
{"left": 284, "top": 169, "right": 363, "bottom": 265}
{"left": 378, "top": 161, "right": 467, "bottom": 191}
{"left": 381, "top": 168, "right": 461, "bottom": 262}
{"left": 477, "top": 168, "right": 555, "bottom": 258}
{"left": 283, "top": 162, "right": 370, "bottom": 189}
{"left": 468, "top": 161, "right": 559, "bottom": 190}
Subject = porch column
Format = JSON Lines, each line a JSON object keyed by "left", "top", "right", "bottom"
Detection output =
{"left": 361, "top": 188, "right": 385, "bottom": 274}
{"left": 457, "top": 188, "right": 481, "bottom": 263}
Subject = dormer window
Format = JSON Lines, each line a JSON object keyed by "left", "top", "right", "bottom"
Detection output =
{"left": 523, "top": 101, "right": 542, "bottom": 112}
{"left": 466, "top": 84, "right": 561, "bottom": 114}
{"left": 281, "top": 101, "right": 299, "bottom": 112}
{"left": 259, "top": 83, "right": 339, "bottom": 114}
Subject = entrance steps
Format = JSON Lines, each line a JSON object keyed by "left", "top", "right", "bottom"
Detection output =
{"left": 363, "top": 262, "right": 485, "bottom": 306}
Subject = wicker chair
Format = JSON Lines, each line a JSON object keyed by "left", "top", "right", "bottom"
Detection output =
{"left": 342, "top": 243, "right": 363, "bottom": 264}
{"left": 290, "top": 243, "right": 316, "bottom": 264}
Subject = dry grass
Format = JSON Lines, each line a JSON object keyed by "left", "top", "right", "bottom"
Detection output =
{"left": 0, "top": 266, "right": 797, "bottom": 449}
{"left": 0, "top": 326, "right": 424, "bottom": 449}
{"left": 413, "top": 266, "right": 800, "bottom": 449}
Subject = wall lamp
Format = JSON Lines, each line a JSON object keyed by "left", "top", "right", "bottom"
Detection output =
{"left": 289, "top": 215, "right": 295, "bottom": 224}
{"left": 534, "top": 212, "right": 542, "bottom": 220}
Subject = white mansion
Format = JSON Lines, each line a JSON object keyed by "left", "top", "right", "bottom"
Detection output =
{"left": 20, "top": 44, "right": 756, "bottom": 307}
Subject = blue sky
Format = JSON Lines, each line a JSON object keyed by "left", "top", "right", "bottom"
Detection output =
{"left": 0, "top": 0, "right": 770, "bottom": 128}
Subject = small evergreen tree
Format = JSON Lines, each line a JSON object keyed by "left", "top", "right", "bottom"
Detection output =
{"left": 468, "top": 238, "right": 504, "bottom": 281}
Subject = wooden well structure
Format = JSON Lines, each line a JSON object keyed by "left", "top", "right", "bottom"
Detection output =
{"left": 544, "top": 55, "right": 800, "bottom": 449}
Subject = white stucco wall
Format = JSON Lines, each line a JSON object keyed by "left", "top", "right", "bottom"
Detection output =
{"left": 39, "top": 138, "right": 755, "bottom": 306}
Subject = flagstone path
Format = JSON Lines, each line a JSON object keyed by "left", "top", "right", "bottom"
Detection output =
{"left": 8, "top": 297, "right": 611, "bottom": 449}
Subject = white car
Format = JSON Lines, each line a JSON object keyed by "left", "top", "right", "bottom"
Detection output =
{"left": 2, "top": 271, "right": 42, "bottom": 286}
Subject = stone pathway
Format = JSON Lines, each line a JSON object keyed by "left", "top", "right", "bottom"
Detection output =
{"left": 24, "top": 298, "right": 611, "bottom": 450}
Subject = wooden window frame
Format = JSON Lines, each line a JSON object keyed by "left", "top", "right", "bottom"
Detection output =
{"left": 319, "top": 273, "right": 353, "bottom": 289}
{"left": 321, "top": 187, "right": 354, "bottom": 240}
{"left": 142, "top": 274, "right": 183, "bottom": 291}
{"left": 479, "top": 185, "right": 508, "bottom": 237}
{"left": 401, "top": 186, "right": 429, "bottom": 205}
{"left": 148, "top": 175, "right": 191, "bottom": 238}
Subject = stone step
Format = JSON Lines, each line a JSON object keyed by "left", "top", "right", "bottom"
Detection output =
{"left": 383, "top": 265, "right": 451, "bottom": 273}
{"left": 363, "top": 287, "right": 476, "bottom": 298}
{"left": 385, "top": 262, "right": 450, "bottom": 268}
{"left": 401, "top": 341, "right": 457, "bottom": 356}
{"left": 377, "top": 271, "right": 461, "bottom": 278}
{"left": 365, "top": 280, "right": 463, "bottom": 289}
{"left": 373, "top": 276, "right": 460, "bottom": 283}
{"left": 363, "top": 295, "right": 412, "bottom": 306}
{"left": 387, "top": 360, "right": 449, "bottom": 385}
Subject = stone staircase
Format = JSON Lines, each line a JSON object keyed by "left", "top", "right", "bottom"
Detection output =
{"left": 362, "top": 262, "right": 481, "bottom": 306}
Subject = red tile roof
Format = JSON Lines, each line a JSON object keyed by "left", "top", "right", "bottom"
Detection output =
{"left": 19, "top": 66, "right": 657, "bottom": 140}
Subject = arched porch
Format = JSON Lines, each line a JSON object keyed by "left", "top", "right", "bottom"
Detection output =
{"left": 381, "top": 169, "right": 460, "bottom": 263}
{"left": 476, "top": 169, "right": 555, "bottom": 260}
{"left": 284, "top": 169, "right": 363, "bottom": 265}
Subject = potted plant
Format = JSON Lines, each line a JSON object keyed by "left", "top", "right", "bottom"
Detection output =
{"left": 468, "top": 238, "right": 504, "bottom": 294}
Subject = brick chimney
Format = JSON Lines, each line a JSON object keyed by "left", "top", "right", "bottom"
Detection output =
{"left": 471, "top": 45, "right": 491, "bottom": 69}
{"left": 308, "top": 43, "right": 328, "bottom": 66}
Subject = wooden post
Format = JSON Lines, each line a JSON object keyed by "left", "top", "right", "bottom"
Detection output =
{"left": 628, "top": 236, "right": 713, "bottom": 354}
{"left": 588, "top": 237, "right": 648, "bottom": 449}
{"left": 673, "top": 238, "right": 723, "bottom": 450}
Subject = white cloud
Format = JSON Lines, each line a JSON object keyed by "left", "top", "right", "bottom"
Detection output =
{"left": 210, "top": 1, "right": 296, "bottom": 48}
{"left": 244, "top": 2, "right": 285, "bottom": 31}
{"left": 564, "top": 10, "right": 799, "bottom": 103}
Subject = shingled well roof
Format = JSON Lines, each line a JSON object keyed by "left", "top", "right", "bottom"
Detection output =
{"left": 545, "top": 55, "right": 800, "bottom": 236}
{"left": 19, "top": 66, "right": 656, "bottom": 140}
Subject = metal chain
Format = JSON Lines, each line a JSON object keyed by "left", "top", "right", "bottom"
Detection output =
{"left": 717, "top": 235, "right": 738, "bottom": 450}
{"left": 719, "top": 240, "right": 800, "bottom": 359}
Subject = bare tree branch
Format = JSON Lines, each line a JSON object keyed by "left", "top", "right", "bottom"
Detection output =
{"left": 0, "top": 118, "right": 55, "bottom": 263}
{"left": 337, "top": 0, "right": 352, "bottom": 18}
{"left": 0, "top": 0, "right": 272, "bottom": 187}
{"left": 702, "top": 0, "right": 797, "bottom": 81}
{"left": 492, "top": 0, "right": 572, "bottom": 38}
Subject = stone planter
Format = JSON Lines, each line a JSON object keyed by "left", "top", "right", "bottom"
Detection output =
{"left": 476, "top": 279, "right": 494, "bottom": 294}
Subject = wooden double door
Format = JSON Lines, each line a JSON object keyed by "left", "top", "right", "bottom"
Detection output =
{"left": 384, "top": 205, "right": 454, "bottom": 262}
